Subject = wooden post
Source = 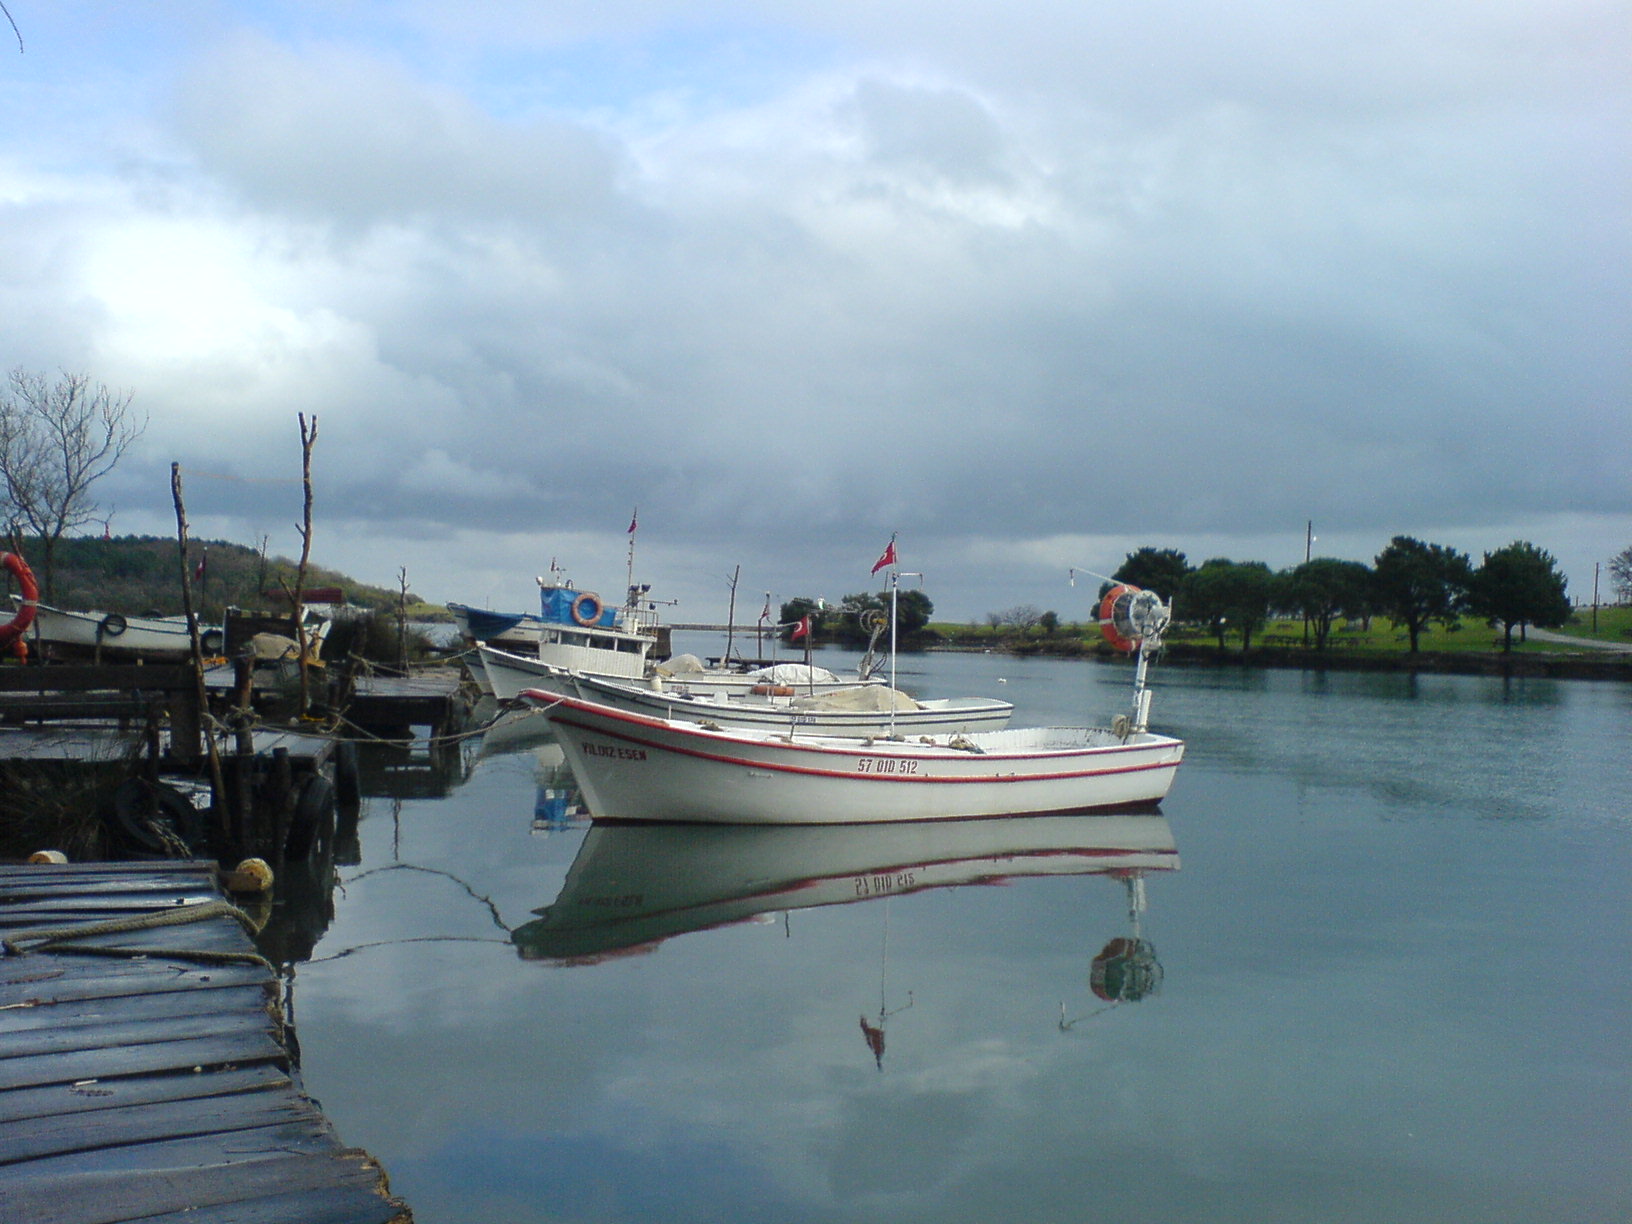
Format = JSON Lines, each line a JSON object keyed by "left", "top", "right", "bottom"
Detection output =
{"left": 293, "top": 414, "right": 318, "bottom": 714}
{"left": 172, "top": 463, "right": 229, "bottom": 854}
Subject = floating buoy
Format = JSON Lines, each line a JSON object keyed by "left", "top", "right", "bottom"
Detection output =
{"left": 226, "top": 857, "right": 275, "bottom": 893}
{"left": 27, "top": 849, "right": 68, "bottom": 864}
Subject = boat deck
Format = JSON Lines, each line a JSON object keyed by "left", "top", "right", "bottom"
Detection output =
{"left": 0, "top": 860, "right": 410, "bottom": 1223}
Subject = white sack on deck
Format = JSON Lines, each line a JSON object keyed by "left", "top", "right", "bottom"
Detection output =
{"left": 750, "top": 664, "right": 841, "bottom": 685}
{"left": 790, "top": 686, "right": 921, "bottom": 712}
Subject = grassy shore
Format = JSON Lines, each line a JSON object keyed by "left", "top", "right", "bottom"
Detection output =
{"left": 927, "top": 606, "right": 1632, "bottom": 678}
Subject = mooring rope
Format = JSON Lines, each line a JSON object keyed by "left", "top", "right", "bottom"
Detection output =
{"left": 1, "top": 899, "right": 273, "bottom": 972}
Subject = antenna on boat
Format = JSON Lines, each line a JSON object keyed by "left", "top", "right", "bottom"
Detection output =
{"left": 624, "top": 507, "right": 638, "bottom": 610}
{"left": 884, "top": 570, "right": 923, "bottom": 737}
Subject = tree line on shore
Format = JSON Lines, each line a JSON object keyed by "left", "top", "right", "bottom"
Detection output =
{"left": 1008, "top": 538, "right": 1607, "bottom": 654}
{"left": 785, "top": 537, "right": 1632, "bottom": 656}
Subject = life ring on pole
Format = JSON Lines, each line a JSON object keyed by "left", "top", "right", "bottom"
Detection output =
{"left": 0, "top": 551, "right": 39, "bottom": 655}
{"left": 99, "top": 612, "right": 128, "bottom": 637}
{"left": 570, "top": 592, "right": 603, "bottom": 626}
{"left": 1098, "top": 585, "right": 1142, "bottom": 653}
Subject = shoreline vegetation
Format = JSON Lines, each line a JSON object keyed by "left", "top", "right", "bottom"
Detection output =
{"left": 913, "top": 606, "right": 1632, "bottom": 680}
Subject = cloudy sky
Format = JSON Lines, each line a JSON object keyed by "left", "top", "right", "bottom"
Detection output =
{"left": 2, "top": 1, "right": 1627, "bottom": 622}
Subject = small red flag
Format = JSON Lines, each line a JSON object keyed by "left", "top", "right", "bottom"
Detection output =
{"left": 871, "top": 538, "right": 897, "bottom": 574}
{"left": 627, "top": 509, "right": 638, "bottom": 534}
{"left": 194, "top": 550, "right": 207, "bottom": 582}
{"left": 791, "top": 615, "right": 811, "bottom": 641}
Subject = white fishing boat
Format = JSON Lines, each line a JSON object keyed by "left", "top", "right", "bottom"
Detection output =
{"left": 526, "top": 585, "right": 1185, "bottom": 825}
{"left": 479, "top": 642, "right": 878, "bottom": 703}
{"left": 24, "top": 600, "right": 224, "bottom": 659}
{"left": 513, "top": 812, "right": 1177, "bottom": 962}
{"left": 516, "top": 663, "right": 1014, "bottom": 737}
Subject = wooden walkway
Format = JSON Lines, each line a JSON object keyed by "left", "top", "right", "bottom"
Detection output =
{"left": 0, "top": 861, "right": 410, "bottom": 1223}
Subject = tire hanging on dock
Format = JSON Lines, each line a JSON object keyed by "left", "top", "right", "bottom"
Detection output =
{"left": 285, "top": 773, "right": 337, "bottom": 861}
{"left": 107, "top": 778, "right": 203, "bottom": 857}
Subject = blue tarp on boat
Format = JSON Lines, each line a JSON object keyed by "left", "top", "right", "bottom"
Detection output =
{"left": 460, "top": 607, "right": 528, "bottom": 638}
{"left": 540, "top": 586, "right": 617, "bottom": 627}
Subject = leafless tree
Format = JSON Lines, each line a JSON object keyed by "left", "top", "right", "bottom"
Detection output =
{"left": 0, "top": 368, "right": 147, "bottom": 600}
{"left": 1610, "top": 545, "right": 1632, "bottom": 603}
{"left": 1001, "top": 604, "right": 1044, "bottom": 632}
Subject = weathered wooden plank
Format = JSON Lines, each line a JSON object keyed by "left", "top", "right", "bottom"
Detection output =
{"left": 0, "top": 956, "right": 268, "bottom": 1003}
{"left": 12, "top": 922, "right": 259, "bottom": 955}
{"left": 0, "top": 982, "right": 268, "bottom": 1035}
{"left": 0, "top": 1030, "right": 288, "bottom": 1092}
{"left": 0, "top": 1062, "right": 289, "bottom": 1125}
{"left": 1, "top": 1141, "right": 390, "bottom": 1223}
{"left": 0, "top": 1006, "right": 276, "bottom": 1061}
{"left": 0, "top": 892, "right": 225, "bottom": 919}
{"left": 129, "top": 1181, "right": 410, "bottom": 1224}
{"left": 0, "top": 665, "right": 195, "bottom": 693}
{"left": 0, "top": 1085, "right": 323, "bottom": 1165}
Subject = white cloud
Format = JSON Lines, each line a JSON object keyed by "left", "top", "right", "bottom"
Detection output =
{"left": 0, "top": 2, "right": 1625, "bottom": 617}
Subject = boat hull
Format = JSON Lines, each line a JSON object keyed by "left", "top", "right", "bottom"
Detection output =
{"left": 28, "top": 603, "right": 222, "bottom": 659}
{"left": 520, "top": 666, "right": 1013, "bottom": 737}
{"left": 531, "top": 692, "right": 1185, "bottom": 825}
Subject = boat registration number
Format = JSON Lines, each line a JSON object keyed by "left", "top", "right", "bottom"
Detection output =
{"left": 856, "top": 757, "right": 920, "bottom": 775}
{"left": 854, "top": 870, "right": 917, "bottom": 897}
{"left": 582, "top": 743, "right": 647, "bottom": 761}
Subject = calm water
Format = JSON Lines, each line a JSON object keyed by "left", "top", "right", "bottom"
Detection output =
{"left": 275, "top": 643, "right": 1631, "bottom": 1223}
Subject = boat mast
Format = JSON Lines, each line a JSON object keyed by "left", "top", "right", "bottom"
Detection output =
{"left": 624, "top": 507, "right": 638, "bottom": 611}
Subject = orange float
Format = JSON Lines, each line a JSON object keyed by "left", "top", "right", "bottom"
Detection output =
{"left": 1097, "top": 583, "right": 1141, "bottom": 652}
{"left": 0, "top": 551, "right": 39, "bottom": 659}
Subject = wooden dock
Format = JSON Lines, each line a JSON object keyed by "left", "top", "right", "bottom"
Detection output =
{"left": 0, "top": 860, "right": 410, "bottom": 1223}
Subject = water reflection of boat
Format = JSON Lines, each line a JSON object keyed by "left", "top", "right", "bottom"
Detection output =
{"left": 512, "top": 812, "right": 1178, "bottom": 964}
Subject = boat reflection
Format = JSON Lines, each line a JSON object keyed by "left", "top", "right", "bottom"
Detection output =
{"left": 512, "top": 812, "right": 1178, "bottom": 965}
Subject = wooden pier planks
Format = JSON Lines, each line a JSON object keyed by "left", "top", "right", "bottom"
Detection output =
{"left": 0, "top": 860, "right": 410, "bottom": 1224}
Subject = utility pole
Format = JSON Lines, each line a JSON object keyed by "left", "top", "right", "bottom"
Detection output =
{"left": 1302, "top": 520, "right": 1314, "bottom": 645}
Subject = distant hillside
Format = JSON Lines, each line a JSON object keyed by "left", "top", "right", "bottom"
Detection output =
{"left": 5, "top": 535, "right": 420, "bottom": 619}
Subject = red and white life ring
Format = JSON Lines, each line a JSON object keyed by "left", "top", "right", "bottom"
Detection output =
{"left": 570, "top": 591, "right": 604, "bottom": 626}
{"left": 1098, "top": 584, "right": 1141, "bottom": 653}
{"left": 1, "top": 551, "right": 39, "bottom": 658}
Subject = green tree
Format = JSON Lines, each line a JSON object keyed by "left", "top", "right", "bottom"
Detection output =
{"left": 847, "top": 588, "right": 932, "bottom": 635}
{"left": 1467, "top": 541, "right": 1571, "bottom": 651}
{"left": 1372, "top": 536, "right": 1473, "bottom": 653}
{"left": 1114, "top": 548, "right": 1192, "bottom": 601}
{"left": 778, "top": 597, "right": 826, "bottom": 643}
{"left": 1281, "top": 558, "right": 1374, "bottom": 650}
{"left": 1181, "top": 559, "right": 1275, "bottom": 651}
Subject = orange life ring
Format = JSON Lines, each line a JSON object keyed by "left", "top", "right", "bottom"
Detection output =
{"left": 1098, "top": 584, "right": 1141, "bottom": 653}
{"left": 1, "top": 551, "right": 39, "bottom": 658}
{"left": 570, "top": 591, "right": 603, "bottom": 626}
